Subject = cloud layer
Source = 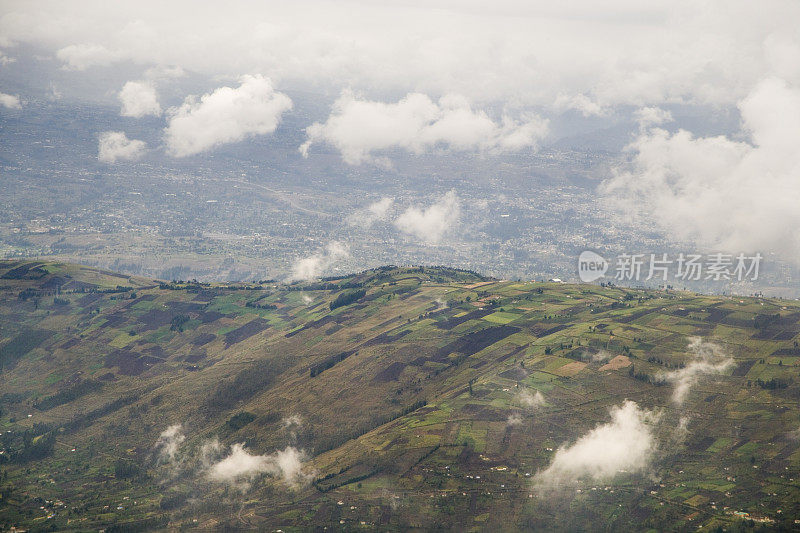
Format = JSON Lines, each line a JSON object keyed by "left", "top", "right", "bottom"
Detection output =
{"left": 301, "top": 92, "right": 547, "bottom": 164}
{"left": 603, "top": 78, "right": 800, "bottom": 262}
{"left": 536, "top": 400, "right": 658, "bottom": 486}
{"left": 395, "top": 191, "right": 460, "bottom": 244}
{"left": 97, "top": 131, "right": 146, "bottom": 163}
{"left": 4, "top": 2, "right": 799, "bottom": 109}
{"left": 164, "top": 74, "right": 292, "bottom": 157}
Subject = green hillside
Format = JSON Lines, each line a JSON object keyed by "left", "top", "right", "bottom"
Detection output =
{"left": 1, "top": 260, "right": 800, "bottom": 531}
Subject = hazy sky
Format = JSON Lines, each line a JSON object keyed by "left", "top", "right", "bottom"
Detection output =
{"left": 1, "top": 0, "right": 798, "bottom": 264}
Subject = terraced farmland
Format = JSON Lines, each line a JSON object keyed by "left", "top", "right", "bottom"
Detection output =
{"left": 1, "top": 260, "right": 799, "bottom": 531}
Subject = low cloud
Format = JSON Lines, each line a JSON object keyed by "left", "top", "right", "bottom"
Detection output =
{"left": 603, "top": 78, "right": 800, "bottom": 263}
{"left": 673, "top": 415, "right": 691, "bottom": 443}
{"left": 347, "top": 197, "right": 394, "bottom": 228}
{"left": 394, "top": 190, "right": 460, "bottom": 244}
{"left": 588, "top": 349, "right": 613, "bottom": 363}
{"left": 657, "top": 337, "right": 733, "bottom": 406}
{"left": 56, "top": 43, "right": 119, "bottom": 70}
{"left": 0, "top": 51, "right": 15, "bottom": 66}
{"left": 282, "top": 414, "right": 303, "bottom": 428}
{"left": 206, "top": 443, "right": 312, "bottom": 490}
{"left": 154, "top": 424, "right": 185, "bottom": 464}
{"left": 517, "top": 389, "right": 545, "bottom": 409}
{"left": 508, "top": 389, "right": 544, "bottom": 426}
{"left": 153, "top": 425, "right": 313, "bottom": 491}
{"left": 535, "top": 400, "right": 658, "bottom": 486}
{"left": 0, "top": 92, "right": 21, "bottom": 109}
{"left": 98, "top": 131, "right": 146, "bottom": 163}
{"left": 165, "top": 74, "right": 292, "bottom": 157}
{"left": 507, "top": 413, "right": 524, "bottom": 426}
{"left": 119, "top": 80, "right": 161, "bottom": 117}
{"left": 300, "top": 91, "right": 548, "bottom": 165}
{"left": 287, "top": 241, "right": 349, "bottom": 282}
{"left": 282, "top": 414, "right": 303, "bottom": 442}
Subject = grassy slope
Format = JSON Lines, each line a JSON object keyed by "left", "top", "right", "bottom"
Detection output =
{"left": 0, "top": 260, "right": 799, "bottom": 531}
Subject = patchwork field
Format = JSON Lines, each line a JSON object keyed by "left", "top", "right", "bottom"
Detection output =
{"left": 1, "top": 260, "right": 799, "bottom": 531}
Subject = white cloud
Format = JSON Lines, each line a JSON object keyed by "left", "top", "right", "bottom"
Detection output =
{"left": 300, "top": 92, "right": 548, "bottom": 165}
{"left": 268, "top": 446, "right": 312, "bottom": 488}
{"left": 153, "top": 426, "right": 312, "bottom": 490}
{"left": 206, "top": 443, "right": 312, "bottom": 490}
{"left": 602, "top": 78, "right": 800, "bottom": 262}
{"left": 347, "top": 197, "right": 394, "bottom": 228}
{"left": 535, "top": 400, "right": 658, "bottom": 486}
{"left": 517, "top": 389, "right": 545, "bottom": 409}
{"left": 657, "top": 337, "right": 733, "bottom": 405}
{"left": 0, "top": 51, "right": 15, "bottom": 65}
{"left": 164, "top": 74, "right": 292, "bottom": 157}
{"left": 287, "top": 241, "right": 349, "bottom": 282}
{"left": 394, "top": 190, "right": 460, "bottom": 244}
{"left": 0, "top": 92, "right": 21, "bottom": 109}
{"left": 97, "top": 131, "right": 146, "bottom": 163}
{"left": 56, "top": 43, "right": 119, "bottom": 70}
{"left": 154, "top": 424, "right": 185, "bottom": 463}
{"left": 119, "top": 80, "right": 161, "bottom": 117}
{"left": 207, "top": 442, "right": 265, "bottom": 484}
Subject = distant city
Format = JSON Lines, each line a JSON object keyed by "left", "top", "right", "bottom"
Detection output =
{"left": 2, "top": 97, "right": 796, "bottom": 297}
